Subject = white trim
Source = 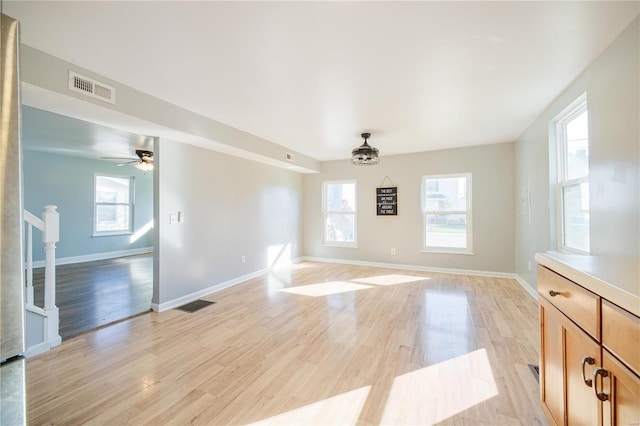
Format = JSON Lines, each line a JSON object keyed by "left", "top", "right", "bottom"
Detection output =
{"left": 30, "top": 247, "right": 153, "bottom": 268}
{"left": 150, "top": 268, "right": 269, "bottom": 312}
{"left": 419, "top": 249, "right": 474, "bottom": 255}
{"left": 301, "top": 257, "right": 541, "bottom": 301}
{"left": 322, "top": 179, "right": 357, "bottom": 246}
{"left": 26, "top": 303, "right": 46, "bottom": 315}
{"left": 553, "top": 93, "right": 589, "bottom": 253}
{"left": 513, "top": 274, "right": 538, "bottom": 301}
{"left": 94, "top": 174, "right": 135, "bottom": 235}
{"left": 321, "top": 243, "right": 359, "bottom": 249}
{"left": 92, "top": 231, "right": 133, "bottom": 237}
{"left": 421, "top": 172, "right": 473, "bottom": 253}
{"left": 24, "top": 210, "right": 45, "bottom": 231}
{"left": 25, "top": 341, "right": 52, "bottom": 358}
{"left": 299, "top": 256, "right": 516, "bottom": 279}
{"left": 24, "top": 334, "right": 61, "bottom": 358}
{"left": 24, "top": 305, "right": 62, "bottom": 358}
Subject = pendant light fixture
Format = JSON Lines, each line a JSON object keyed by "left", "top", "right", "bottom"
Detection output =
{"left": 351, "top": 132, "right": 379, "bottom": 165}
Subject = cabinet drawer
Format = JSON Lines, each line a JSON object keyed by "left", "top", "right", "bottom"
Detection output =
{"left": 537, "top": 265, "right": 600, "bottom": 341}
{"left": 602, "top": 299, "right": 640, "bottom": 375}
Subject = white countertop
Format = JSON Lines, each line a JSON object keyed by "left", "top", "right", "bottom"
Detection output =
{"left": 535, "top": 252, "right": 640, "bottom": 317}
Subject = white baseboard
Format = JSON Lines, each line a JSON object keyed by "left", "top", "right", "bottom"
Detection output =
{"left": 151, "top": 268, "right": 269, "bottom": 313}
{"left": 299, "top": 256, "right": 516, "bottom": 279}
{"left": 25, "top": 341, "right": 52, "bottom": 358}
{"left": 151, "top": 258, "right": 539, "bottom": 313}
{"left": 514, "top": 274, "right": 538, "bottom": 301}
{"left": 31, "top": 247, "right": 153, "bottom": 268}
{"left": 299, "top": 256, "right": 540, "bottom": 299}
{"left": 24, "top": 334, "right": 66, "bottom": 358}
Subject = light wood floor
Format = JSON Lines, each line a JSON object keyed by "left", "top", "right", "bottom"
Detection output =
{"left": 27, "top": 262, "right": 546, "bottom": 425}
{"left": 32, "top": 254, "right": 153, "bottom": 339}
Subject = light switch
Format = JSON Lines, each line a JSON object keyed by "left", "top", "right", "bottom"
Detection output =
{"left": 169, "top": 213, "right": 178, "bottom": 225}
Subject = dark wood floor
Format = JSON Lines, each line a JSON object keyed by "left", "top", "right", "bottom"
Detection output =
{"left": 32, "top": 254, "right": 153, "bottom": 339}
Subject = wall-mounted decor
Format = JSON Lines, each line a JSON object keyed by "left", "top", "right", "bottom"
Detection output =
{"left": 377, "top": 176, "right": 397, "bottom": 216}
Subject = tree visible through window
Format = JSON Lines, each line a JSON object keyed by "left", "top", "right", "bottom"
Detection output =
{"left": 323, "top": 180, "right": 356, "bottom": 246}
{"left": 422, "top": 173, "right": 472, "bottom": 253}
{"left": 554, "top": 95, "right": 589, "bottom": 253}
{"left": 94, "top": 175, "right": 134, "bottom": 234}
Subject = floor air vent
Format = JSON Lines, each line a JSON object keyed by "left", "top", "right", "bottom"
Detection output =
{"left": 69, "top": 71, "right": 115, "bottom": 104}
{"left": 175, "top": 299, "right": 216, "bottom": 313}
{"left": 528, "top": 364, "right": 540, "bottom": 383}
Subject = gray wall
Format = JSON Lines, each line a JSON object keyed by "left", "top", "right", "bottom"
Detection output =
{"left": 515, "top": 18, "right": 640, "bottom": 289}
{"left": 23, "top": 150, "right": 154, "bottom": 261}
{"left": 303, "top": 142, "right": 516, "bottom": 273}
{"left": 154, "top": 138, "right": 303, "bottom": 305}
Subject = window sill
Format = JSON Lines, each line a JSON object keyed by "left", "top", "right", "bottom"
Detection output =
{"left": 92, "top": 231, "right": 133, "bottom": 237}
{"left": 420, "top": 248, "right": 474, "bottom": 255}
{"left": 322, "top": 243, "right": 358, "bottom": 249}
{"left": 557, "top": 247, "right": 590, "bottom": 255}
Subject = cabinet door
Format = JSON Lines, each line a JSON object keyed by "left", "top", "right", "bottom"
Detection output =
{"left": 601, "top": 350, "right": 640, "bottom": 426}
{"left": 540, "top": 300, "right": 565, "bottom": 426}
{"left": 564, "top": 312, "right": 601, "bottom": 426}
{"left": 540, "top": 297, "right": 601, "bottom": 426}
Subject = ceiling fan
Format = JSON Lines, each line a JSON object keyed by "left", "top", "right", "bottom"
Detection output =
{"left": 102, "top": 150, "right": 154, "bottom": 172}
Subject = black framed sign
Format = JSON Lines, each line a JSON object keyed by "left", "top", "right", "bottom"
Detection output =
{"left": 376, "top": 186, "right": 397, "bottom": 216}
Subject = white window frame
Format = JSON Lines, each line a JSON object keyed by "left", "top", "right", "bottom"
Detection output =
{"left": 421, "top": 172, "right": 473, "bottom": 254}
{"left": 554, "top": 94, "right": 589, "bottom": 254}
{"left": 322, "top": 179, "right": 357, "bottom": 248}
{"left": 93, "top": 174, "right": 135, "bottom": 236}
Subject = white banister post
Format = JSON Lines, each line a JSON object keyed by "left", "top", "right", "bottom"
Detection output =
{"left": 42, "top": 205, "right": 61, "bottom": 347}
{"left": 25, "top": 223, "right": 34, "bottom": 305}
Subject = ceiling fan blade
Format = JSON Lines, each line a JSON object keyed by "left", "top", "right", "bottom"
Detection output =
{"left": 115, "top": 160, "right": 138, "bottom": 166}
{"left": 102, "top": 156, "right": 137, "bottom": 161}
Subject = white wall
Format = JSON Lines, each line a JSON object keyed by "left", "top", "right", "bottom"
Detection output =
{"left": 303, "top": 142, "right": 515, "bottom": 273}
{"left": 153, "top": 138, "right": 303, "bottom": 307}
{"left": 515, "top": 18, "right": 640, "bottom": 289}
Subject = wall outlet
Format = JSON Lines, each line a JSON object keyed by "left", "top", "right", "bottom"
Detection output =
{"left": 391, "top": 248, "right": 396, "bottom": 255}
{"left": 528, "top": 261, "right": 532, "bottom": 272}
{"left": 241, "top": 255, "right": 246, "bottom": 264}
{"left": 169, "top": 213, "right": 178, "bottom": 225}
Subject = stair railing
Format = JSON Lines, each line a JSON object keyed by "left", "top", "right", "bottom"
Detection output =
{"left": 24, "top": 205, "right": 61, "bottom": 350}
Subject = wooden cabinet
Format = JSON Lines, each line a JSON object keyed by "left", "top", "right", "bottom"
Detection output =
{"left": 601, "top": 349, "right": 640, "bottom": 426}
{"left": 540, "top": 297, "right": 601, "bottom": 425}
{"left": 539, "top": 299, "right": 565, "bottom": 425}
{"left": 538, "top": 265, "right": 640, "bottom": 426}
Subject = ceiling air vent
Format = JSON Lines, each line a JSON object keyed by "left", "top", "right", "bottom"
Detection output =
{"left": 285, "top": 152, "right": 296, "bottom": 163}
{"left": 68, "top": 71, "right": 115, "bottom": 104}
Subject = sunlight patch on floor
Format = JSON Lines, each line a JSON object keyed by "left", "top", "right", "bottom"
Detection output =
{"left": 280, "top": 281, "right": 373, "bottom": 297}
{"left": 352, "top": 274, "right": 429, "bottom": 286}
{"left": 248, "top": 385, "right": 371, "bottom": 425}
{"left": 381, "top": 348, "right": 498, "bottom": 425}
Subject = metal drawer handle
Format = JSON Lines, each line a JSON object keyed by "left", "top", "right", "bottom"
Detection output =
{"left": 549, "top": 290, "right": 562, "bottom": 297}
{"left": 593, "top": 368, "right": 609, "bottom": 401}
{"left": 581, "top": 356, "right": 595, "bottom": 387}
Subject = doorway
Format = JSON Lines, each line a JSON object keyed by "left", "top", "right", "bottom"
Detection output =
{"left": 22, "top": 106, "right": 155, "bottom": 339}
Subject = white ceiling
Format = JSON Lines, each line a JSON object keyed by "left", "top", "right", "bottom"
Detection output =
{"left": 5, "top": 1, "right": 639, "bottom": 162}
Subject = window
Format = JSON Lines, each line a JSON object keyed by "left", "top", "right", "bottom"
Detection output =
{"left": 421, "top": 173, "right": 472, "bottom": 253}
{"left": 323, "top": 180, "right": 356, "bottom": 247}
{"left": 554, "top": 95, "right": 589, "bottom": 253}
{"left": 94, "top": 175, "right": 134, "bottom": 235}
